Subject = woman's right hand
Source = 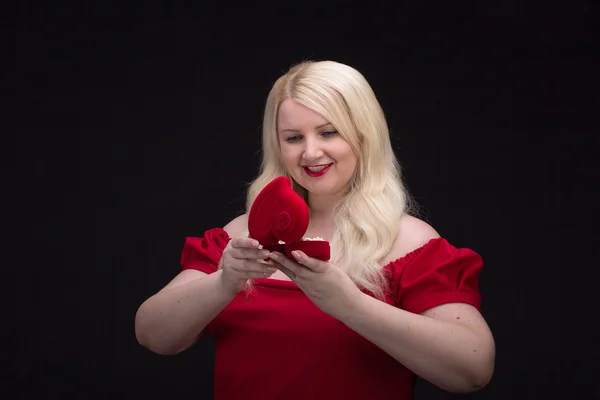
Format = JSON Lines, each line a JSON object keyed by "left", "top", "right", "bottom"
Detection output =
{"left": 218, "top": 236, "right": 276, "bottom": 295}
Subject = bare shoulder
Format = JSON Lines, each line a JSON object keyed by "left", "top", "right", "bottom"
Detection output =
{"left": 381, "top": 214, "right": 441, "bottom": 265}
{"left": 398, "top": 214, "right": 441, "bottom": 247}
{"left": 223, "top": 213, "right": 249, "bottom": 238}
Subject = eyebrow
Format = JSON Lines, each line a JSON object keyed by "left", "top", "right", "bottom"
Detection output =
{"left": 280, "top": 122, "right": 333, "bottom": 133}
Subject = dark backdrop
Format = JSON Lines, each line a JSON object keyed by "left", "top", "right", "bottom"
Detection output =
{"left": 15, "top": 2, "right": 597, "bottom": 399}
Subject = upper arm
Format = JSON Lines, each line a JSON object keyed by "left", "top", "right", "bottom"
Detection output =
{"left": 160, "top": 269, "right": 208, "bottom": 292}
{"left": 160, "top": 214, "right": 249, "bottom": 292}
{"left": 422, "top": 303, "right": 496, "bottom": 357}
{"left": 401, "top": 215, "right": 484, "bottom": 330}
{"left": 392, "top": 216, "right": 486, "bottom": 318}
{"left": 422, "top": 303, "right": 493, "bottom": 339}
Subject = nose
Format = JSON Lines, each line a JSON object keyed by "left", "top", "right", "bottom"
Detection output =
{"left": 302, "top": 136, "right": 324, "bottom": 162}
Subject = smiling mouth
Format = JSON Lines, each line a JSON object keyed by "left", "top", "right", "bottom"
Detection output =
{"left": 305, "top": 164, "right": 331, "bottom": 172}
{"left": 302, "top": 163, "right": 333, "bottom": 177}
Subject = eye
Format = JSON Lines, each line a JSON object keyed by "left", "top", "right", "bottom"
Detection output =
{"left": 321, "top": 130, "right": 339, "bottom": 138}
{"left": 284, "top": 135, "right": 302, "bottom": 143}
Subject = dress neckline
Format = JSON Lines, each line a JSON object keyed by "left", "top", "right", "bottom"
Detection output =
{"left": 252, "top": 237, "right": 443, "bottom": 290}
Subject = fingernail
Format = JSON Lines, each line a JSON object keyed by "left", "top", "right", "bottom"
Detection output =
{"left": 260, "top": 251, "right": 270, "bottom": 258}
{"left": 291, "top": 251, "right": 300, "bottom": 259}
{"left": 257, "top": 244, "right": 263, "bottom": 249}
{"left": 269, "top": 253, "right": 279, "bottom": 260}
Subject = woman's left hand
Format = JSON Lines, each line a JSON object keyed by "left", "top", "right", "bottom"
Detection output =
{"left": 268, "top": 250, "right": 363, "bottom": 320}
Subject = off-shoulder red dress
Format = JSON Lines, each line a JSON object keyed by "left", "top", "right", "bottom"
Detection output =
{"left": 180, "top": 228, "right": 483, "bottom": 400}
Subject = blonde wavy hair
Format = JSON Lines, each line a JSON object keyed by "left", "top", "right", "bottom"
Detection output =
{"left": 245, "top": 60, "right": 416, "bottom": 299}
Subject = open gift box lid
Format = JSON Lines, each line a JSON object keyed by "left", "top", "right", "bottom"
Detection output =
{"left": 247, "top": 176, "right": 331, "bottom": 261}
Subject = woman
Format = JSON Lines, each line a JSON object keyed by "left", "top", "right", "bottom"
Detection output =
{"left": 135, "top": 60, "right": 496, "bottom": 399}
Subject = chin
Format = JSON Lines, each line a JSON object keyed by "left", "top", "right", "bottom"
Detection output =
{"left": 292, "top": 171, "right": 349, "bottom": 196}
{"left": 301, "top": 182, "right": 345, "bottom": 198}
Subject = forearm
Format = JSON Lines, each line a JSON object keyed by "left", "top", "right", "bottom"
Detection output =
{"left": 135, "top": 270, "right": 235, "bottom": 355}
{"left": 340, "top": 293, "right": 494, "bottom": 393}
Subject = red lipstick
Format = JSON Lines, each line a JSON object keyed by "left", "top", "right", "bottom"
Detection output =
{"left": 302, "top": 163, "right": 333, "bottom": 177}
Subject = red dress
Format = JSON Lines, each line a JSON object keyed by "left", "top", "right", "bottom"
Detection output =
{"left": 180, "top": 228, "right": 483, "bottom": 400}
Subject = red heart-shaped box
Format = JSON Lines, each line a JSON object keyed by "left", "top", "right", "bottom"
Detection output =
{"left": 248, "top": 176, "right": 331, "bottom": 261}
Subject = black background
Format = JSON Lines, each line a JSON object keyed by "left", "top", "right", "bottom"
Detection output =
{"left": 15, "top": 1, "right": 598, "bottom": 399}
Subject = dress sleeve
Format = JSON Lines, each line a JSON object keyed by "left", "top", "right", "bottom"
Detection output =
{"left": 180, "top": 227, "right": 231, "bottom": 274}
{"left": 390, "top": 238, "right": 483, "bottom": 314}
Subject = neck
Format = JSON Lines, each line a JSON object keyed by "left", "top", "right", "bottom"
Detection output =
{"left": 307, "top": 193, "right": 341, "bottom": 222}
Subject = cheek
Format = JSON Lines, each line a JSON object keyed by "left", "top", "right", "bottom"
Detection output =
{"left": 338, "top": 144, "right": 357, "bottom": 165}
{"left": 280, "top": 146, "right": 301, "bottom": 165}
{"left": 340, "top": 150, "right": 359, "bottom": 177}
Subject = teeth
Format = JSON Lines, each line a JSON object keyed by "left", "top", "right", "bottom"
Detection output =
{"left": 307, "top": 165, "right": 329, "bottom": 172}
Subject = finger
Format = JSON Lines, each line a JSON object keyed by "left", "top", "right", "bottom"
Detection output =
{"left": 267, "top": 252, "right": 301, "bottom": 275}
{"left": 233, "top": 260, "right": 277, "bottom": 277}
{"left": 275, "top": 264, "right": 296, "bottom": 280}
{"left": 237, "top": 259, "right": 277, "bottom": 273}
{"left": 231, "top": 247, "right": 270, "bottom": 260}
{"left": 231, "top": 236, "right": 262, "bottom": 249}
{"left": 291, "top": 250, "right": 327, "bottom": 272}
{"left": 248, "top": 269, "right": 277, "bottom": 279}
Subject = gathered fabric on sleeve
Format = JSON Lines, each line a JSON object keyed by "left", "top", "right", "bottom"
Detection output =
{"left": 180, "top": 228, "right": 231, "bottom": 274}
{"left": 388, "top": 238, "right": 483, "bottom": 314}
